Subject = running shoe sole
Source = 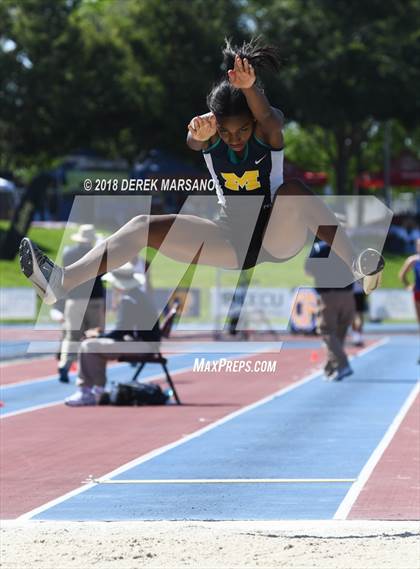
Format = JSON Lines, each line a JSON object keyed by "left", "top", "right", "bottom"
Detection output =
{"left": 19, "top": 238, "right": 59, "bottom": 305}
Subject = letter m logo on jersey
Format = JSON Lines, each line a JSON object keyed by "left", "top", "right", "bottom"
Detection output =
{"left": 220, "top": 170, "right": 261, "bottom": 191}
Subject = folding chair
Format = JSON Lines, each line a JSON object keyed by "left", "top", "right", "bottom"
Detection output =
{"left": 118, "top": 301, "right": 181, "bottom": 404}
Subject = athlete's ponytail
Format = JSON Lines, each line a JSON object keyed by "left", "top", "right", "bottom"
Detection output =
{"left": 222, "top": 37, "right": 281, "bottom": 75}
{"left": 207, "top": 37, "right": 281, "bottom": 118}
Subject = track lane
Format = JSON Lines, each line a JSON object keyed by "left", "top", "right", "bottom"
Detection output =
{"left": 1, "top": 346, "right": 314, "bottom": 518}
{"left": 348, "top": 389, "right": 420, "bottom": 520}
{"left": 26, "top": 337, "right": 417, "bottom": 521}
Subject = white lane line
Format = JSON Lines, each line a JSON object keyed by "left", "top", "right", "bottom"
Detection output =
{"left": 0, "top": 355, "right": 52, "bottom": 367}
{"left": 0, "top": 337, "right": 386, "bottom": 390}
{"left": 17, "top": 366, "right": 323, "bottom": 521}
{"left": 0, "top": 364, "right": 198, "bottom": 419}
{"left": 1, "top": 374, "right": 76, "bottom": 389}
{"left": 0, "top": 348, "right": 201, "bottom": 389}
{"left": 0, "top": 362, "right": 128, "bottom": 389}
{"left": 25, "top": 339, "right": 284, "bottom": 354}
{"left": 1, "top": 400, "right": 66, "bottom": 419}
{"left": 0, "top": 341, "right": 278, "bottom": 389}
{"left": 349, "top": 336, "right": 390, "bottom": 359}
{"left": 14, "top": 336, "right": 389, "bottom": 519}
{"left": 0, "top": 346, "right": 281, "bottom": 419}
{"left": 85, "top": 477, "right": 356, "bottom": 485}
{"left": 333, "top": 380, "right": 420, "bottom": 520}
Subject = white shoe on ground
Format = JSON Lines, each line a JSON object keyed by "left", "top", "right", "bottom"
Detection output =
{"left": 65, "top": 387, "right": 96, "bottom": 406}
{"left": 92, "top": 386, "right": 106, "bottom": 404}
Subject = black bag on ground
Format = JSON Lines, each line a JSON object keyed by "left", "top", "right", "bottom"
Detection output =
{"left": 101, "top": 381, "right": 169, "bottom": 406}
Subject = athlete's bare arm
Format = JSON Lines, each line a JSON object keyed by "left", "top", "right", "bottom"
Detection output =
{"left": 399, "top": 255, "right": 417, "bottom": 289}
{"left": 228, "top": 54, "right": 284, "bottom": 149}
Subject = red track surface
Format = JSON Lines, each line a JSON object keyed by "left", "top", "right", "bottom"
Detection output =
{"left": 0, "top": 329, "right": 61, "bottom": 341}
{"left": 0, "top": 335, "right": 362, "bottom": 387}
{"left": 4, "top": 339, "right": 415, "bottom": 521}
{"left": 0, "top": 358, "right": 58, "bottom": 385}
{"left": 349, "top": 392, "right": 420, "bottom": 521}
{"left": 1, "top": 347, "right": 320, "bottom": 519}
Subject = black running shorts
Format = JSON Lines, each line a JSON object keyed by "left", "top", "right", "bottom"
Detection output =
{"left": 214, "top": 201, "right": 291, "bottom": 270}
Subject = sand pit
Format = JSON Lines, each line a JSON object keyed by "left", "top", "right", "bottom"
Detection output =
{"left": 1, "top": 520, "right": 419, "bottom": 568}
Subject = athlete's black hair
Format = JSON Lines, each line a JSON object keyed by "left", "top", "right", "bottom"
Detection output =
{"left": 207, "top": 37, "right": 281, "bottom": 119}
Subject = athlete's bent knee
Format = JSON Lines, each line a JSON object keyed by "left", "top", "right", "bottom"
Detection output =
{"left": 131, "top": 214, "right": 150, "bottom": 229}
{"left": 124, "top": 214, "right": 150, "bottom": 237}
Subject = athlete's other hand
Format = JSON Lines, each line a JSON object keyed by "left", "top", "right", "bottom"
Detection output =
{"left": 188, "top": 113, "right": 217, "bottom": 141}
{"left": 228, "top": 55, "right": 256, "bottom": 89}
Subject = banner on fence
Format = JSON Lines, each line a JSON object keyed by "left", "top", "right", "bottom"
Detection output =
{"left": 368, "top": 289, "right": 415, "bottom": 320}
{"left": 0, "top": 288, "right": 37, "bottom": 319}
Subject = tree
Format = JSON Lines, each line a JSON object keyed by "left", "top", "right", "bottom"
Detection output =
{"left": 0, "top": 0, "right": 163, "bottom": 170}
{"left": 249, "top": 0, "right": 420, "bottom": 193}
{"left": 0, "top": 0, "right": 246, "bottom": 174}
{"left": 99, "top": 0, "right": 246, "bottom": 158}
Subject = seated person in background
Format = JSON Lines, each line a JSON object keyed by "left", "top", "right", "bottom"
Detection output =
{"left": 65, "top": 262, "right": 161, "bottom": 406}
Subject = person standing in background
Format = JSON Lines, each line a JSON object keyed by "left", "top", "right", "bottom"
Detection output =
{"left": 399, "top": 238, "right": 420, "bottom": 364}
{"left": 306, "top": 238, "right": 356, "bottom": 381}
{"left": 58, "top": 225, "right": 105, "bottom": 382}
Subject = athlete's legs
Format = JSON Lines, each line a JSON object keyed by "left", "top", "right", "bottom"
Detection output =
{"left": 63, "top": 214, "right": 238, "bottom": 292}
{"left": 262, "top": 179, "right": 355, "bottom": 266}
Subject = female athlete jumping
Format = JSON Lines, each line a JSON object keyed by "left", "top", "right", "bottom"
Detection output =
{"left": 19, "top": 38, "right": 383, "bottom": 304}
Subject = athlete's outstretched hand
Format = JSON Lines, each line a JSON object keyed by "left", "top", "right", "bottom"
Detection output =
{"left": 228, "top": 54, "right": 256, "bottom": 89}
{"left": 188, "top": 113, "right": 217, "bottom": 141}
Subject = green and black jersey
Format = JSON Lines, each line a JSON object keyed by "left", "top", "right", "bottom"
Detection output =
{"left": 202, "top": 133, "right": 284, "bottom": 212}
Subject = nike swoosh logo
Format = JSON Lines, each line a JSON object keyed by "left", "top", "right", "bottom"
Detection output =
{"left": 255, "top": 154, "right": 267, "bottom": 165}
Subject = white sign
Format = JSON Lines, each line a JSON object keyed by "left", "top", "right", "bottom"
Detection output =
{"left": 0, "top": 288, "right": 37, "bottom": 319}
{"left": 211, "top": 287, "right": 294, "bottom": 319}
{"left": 211, "top": 287, "right": 417, "bottom": 323}
{"left": 369, "top": 289, "right": 416, "bottom": 320}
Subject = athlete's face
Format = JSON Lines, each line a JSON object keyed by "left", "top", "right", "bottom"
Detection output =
{"left": 216, "top": 114, "right": 255, "bottom": 152}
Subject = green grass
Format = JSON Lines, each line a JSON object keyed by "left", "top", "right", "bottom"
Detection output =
{"left": 0, "top": 224, "right": 66, "bottom": 288}
{"left": 0, "top": 219, "right": 408, "bottom": 291}
{"left": 379, "top": 253, "right": 410, "bottom": 289}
